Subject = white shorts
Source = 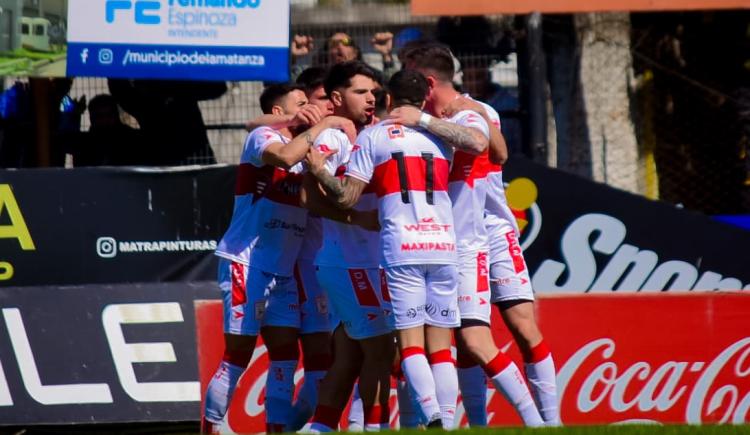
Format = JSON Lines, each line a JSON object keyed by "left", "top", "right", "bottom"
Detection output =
{"left": 316, "top": 266, "right": 392, "bottom": 340}
{"left": 385, "top": 264, "right": 459, "bottom": 330}
{"left": 489, "top": 231, "right": 534, "bottom": 303}
{"left": 457, "top": 251, "right": 491, "bottom": 324}
{"left": 218, "top": 259, "right": 301, "bottom": 336}
{"left": 294, "top": 260, "right": 332, "bottom": 334}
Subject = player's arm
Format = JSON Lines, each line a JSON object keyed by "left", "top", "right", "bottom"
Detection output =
{"left": 387, "top": 106, "right": 488, "bottom": 155}
{"left": 306, "top": 148, "right": 368, "bottom": 210}
{"left": 300, "top": 174, "right": 380, "bottom": 231}
{"left": 443, "top": 97, "right": 508, "bottom": 164}
{"left": 261, "top": 115, "right": 354, "bottom": 169}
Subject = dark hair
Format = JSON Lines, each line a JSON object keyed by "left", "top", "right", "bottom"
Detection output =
{"left": 398, "top": 41, "right": 455, "bottom": 82}
{"left": 88, "top": 94, "right": 118, "bottom": 113}
{"left": 323, "top": 61, "right": 379, "bottom": 97}
{"left": 387, "top": 70, "right": 429, "bottom": 108}
{"left": 296, "top": 66, "right": 328, "bottom": 93}
{"left": 259, "top": 83, "right": 304, "bottom": 114}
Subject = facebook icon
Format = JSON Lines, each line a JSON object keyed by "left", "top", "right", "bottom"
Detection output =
{"left": 106, "top": 0, "right": 161, "bottom": 25}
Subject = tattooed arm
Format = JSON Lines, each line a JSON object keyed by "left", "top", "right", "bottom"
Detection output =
{"left": 261, "top": 115, "right": 354, "bottom": 169}
{"left": 387, "top": 105, "right": 488, "bottom": 155}
{"left": 300, "top": 173, "right": 379, "bottom": 230}
{"left": 306, "top": 148, "right": 368, "bottom": 210}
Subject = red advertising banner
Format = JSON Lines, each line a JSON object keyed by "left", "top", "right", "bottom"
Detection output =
{"left": 196, "top": 293, "right": 750, "bottom": 433}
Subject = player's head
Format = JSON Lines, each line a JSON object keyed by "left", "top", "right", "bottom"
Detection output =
{"left": 398, "top": 42, "right": 458, "bottom": 115}
{"left": 324, "top": 61, "right": 378, "bottom": 127}
{"left": 259, "top": 83, "right": 308, "bottom": 116}
{"left": 327, "top": 32, "right": 360, "bottom": 64}
{"left": 296, "top": 66, "right": 334, "bottom": 116}
{"left": 386, "top": 69, "right": 429, "bottom": 111}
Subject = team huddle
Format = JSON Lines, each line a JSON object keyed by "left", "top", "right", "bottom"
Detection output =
{"left": 203, "top": 42, "right": 559, "bottom": 434}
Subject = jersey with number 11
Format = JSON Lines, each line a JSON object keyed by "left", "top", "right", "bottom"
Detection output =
{"left": 346, "top": 121, "right": 457, "bottom": 267}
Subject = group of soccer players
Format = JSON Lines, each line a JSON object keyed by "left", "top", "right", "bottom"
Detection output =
{"left": 203, "top": 42, "right": 559, "bottom": 434}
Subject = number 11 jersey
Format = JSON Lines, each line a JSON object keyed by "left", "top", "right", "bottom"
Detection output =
{"left": 346, "top": 121, "right": 458, "bottom": 267}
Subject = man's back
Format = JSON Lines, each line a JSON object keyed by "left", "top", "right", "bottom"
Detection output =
{"left": 347, "top": 121, "right": 457, "bottom": 267}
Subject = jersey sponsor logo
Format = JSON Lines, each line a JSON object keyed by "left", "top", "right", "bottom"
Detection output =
{"left": 263, "top": 218, "right": 305, "bottom": 237}
{"left": 316, "top": 144, "right": 332, "bottom": 153}
{"left": 387, "top": 125, "right": 405, "bottom": 139}
{"left": 403, "top": 217, "right": 452, "bottom": 234}
{"left": 400, "top": 242, "right": 455, "bottom": 252}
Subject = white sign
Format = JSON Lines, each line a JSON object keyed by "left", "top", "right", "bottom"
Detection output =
{"left": 66, "top": 0, "right": 290, "bottom": 81}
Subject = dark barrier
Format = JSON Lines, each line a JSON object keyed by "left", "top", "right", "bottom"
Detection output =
{"left": 0, "top": 282, "right": 218, "bottom": 425}
{"left": 2, "top": 160, "right": 749, "bottom": 291}
{"left": 0, "top": 166, "right": 234, "bottom": 287}
{"left": 502, "top": 158, "right": 750, "bottom": 292}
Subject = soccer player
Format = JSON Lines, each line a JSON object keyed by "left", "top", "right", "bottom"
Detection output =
{"left": 395, "top": 43, "right": 545, "bottom": 427}
{"left": 201, "top": 84, "right": 355, "bottom": 434}
{"left": 307, "top": 69, "right": 465, "bottom": 429}
{"left": 300, "top": 61, "right": 394, "bottom": 433}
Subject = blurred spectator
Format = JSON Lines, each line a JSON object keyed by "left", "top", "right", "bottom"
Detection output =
{"left": 67, "top": 94, "right": 154, "bottom": 167}
{"left": 0, "top": 78, "right": 85, "bottom": 168}
{"left": 291, "top": 31, "right": 396, "bottom": 81}
{"left": 107, "top": 79, "right": 227, "bottom": 166}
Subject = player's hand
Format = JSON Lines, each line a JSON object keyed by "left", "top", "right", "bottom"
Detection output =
{"left": 291, "top": 34, "right": 314, "bottom": 59}
{"left": 442, "top": 96, "right": 487, "bottom": 118}
{"left": 293, "top": 104, "right": 324, "bottom": 127}
{"left": 323, "top": 116, "right": 357, "bottom": 142}
{"left": 371, "top": 32, "right": 394, "bottom": 59}
{"left": 385, "top": 106, "right": 423, "bottom": 127}
{"left": 305, "top": 147, "right": 336, "bottom": 178}
{"left": 351, "top": 209, "right": 381, "bottom": 232}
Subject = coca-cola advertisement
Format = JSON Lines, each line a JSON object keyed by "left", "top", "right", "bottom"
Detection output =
{"left": 196, "top": 292, "right": 750, "bottom": 432}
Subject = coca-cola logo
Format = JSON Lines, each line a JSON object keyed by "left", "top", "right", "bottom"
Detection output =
{"left": 557, "top": 337, "right": 750, "bottom": 425}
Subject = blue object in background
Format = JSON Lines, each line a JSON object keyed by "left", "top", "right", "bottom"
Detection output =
{"left": 713, "top": 215, "right": 750, "bottom": 231}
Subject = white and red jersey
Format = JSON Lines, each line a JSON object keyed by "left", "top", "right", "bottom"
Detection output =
{"left": 215, "top": 126, "right": 307, "bottom": 276}
{"left": 312, "top": 128, "right": 380, "bottom": 269}
{"left": 298, "top": 214, "right": 322, "bottom": 262}
{"left": 346, "top": 121, "right": 457, "bottom": 267}
{"left": 446, "top": 109, "right": 492, "bottom": 257}
{"left": 478, "top": 99, "right": 520, "bottom": 241}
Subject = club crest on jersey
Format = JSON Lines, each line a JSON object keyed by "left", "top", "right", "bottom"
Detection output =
{"left": 387, "top": 125, "right": 405, "bottom": 139}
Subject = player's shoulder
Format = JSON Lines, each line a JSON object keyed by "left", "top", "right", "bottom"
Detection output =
{"left": 316, "top": 127, "right": 350, "bottom": 151}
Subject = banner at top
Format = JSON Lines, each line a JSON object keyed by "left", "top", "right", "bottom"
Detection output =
{"left": 66, "top": 0, "right": 290, "bottom": 81}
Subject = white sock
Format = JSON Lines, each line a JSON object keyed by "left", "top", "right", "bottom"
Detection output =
{"left": 396, "top": 377, "right": 421, "bottom": 428}
{"left": 265, "top": 359, "right": 297, "bottom": 426}
{"left": 457, "top": 365, "right": 488, "bottom": 427}
{"left": 526, "top": 353, "right": 560, "bottom": 425}
{"left": 348, "top": 383, "right": 364, "bottom": 432}
{"left": 429, "top": 350, "right": 458, "bottom": 429}
{"left": 204, "top": 360, "right": 247, "bottom": 423}
{"left": 401, "top": 347, "right": 441, "bottom": 424}
{"left": 484, "top": 352, "right": 544, "bottom": 427}
{"left": 288, "top": 369, "right": 327, "bottom": 431}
